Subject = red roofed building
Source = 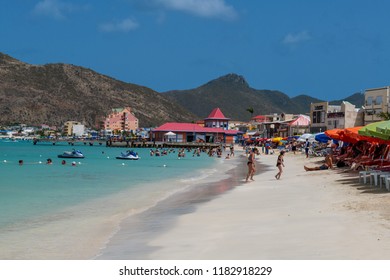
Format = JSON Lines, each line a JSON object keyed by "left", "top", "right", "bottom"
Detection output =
{"left": 204, "top": 107, "right": 230, "bottom": 130}
{"left": 152, "top": 108, "right": 240, "bottom": 144}
{"left": 251, "top": 115, "right": 269, "bottom": 123}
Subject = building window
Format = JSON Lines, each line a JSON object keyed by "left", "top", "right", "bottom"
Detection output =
{"left": 312, "top": 111, "right": 323, "bottom": 124}
{"left": 321, "top": 112, "right": 325, "bottom": 123}
{"left": 376, "top": 96, "right": 383, "bottom": 105}
{"left": 366, "top": 97, "right": 373, "bottom": 106}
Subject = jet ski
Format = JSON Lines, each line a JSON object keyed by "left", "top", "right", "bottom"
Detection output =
{"left": 116, "top": 150, "right": 140, "bottom": 160}
{"left": 58, "top": 149, "right": 85, "bottom": 158}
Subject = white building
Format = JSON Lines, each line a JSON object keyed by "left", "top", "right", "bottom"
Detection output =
{"left": 310, "top": 101, "right": 363, "bottom": 132}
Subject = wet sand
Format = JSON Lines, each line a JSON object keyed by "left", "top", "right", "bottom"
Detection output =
{"left": 96, "top": 152, "right": 257, "bottom": 259}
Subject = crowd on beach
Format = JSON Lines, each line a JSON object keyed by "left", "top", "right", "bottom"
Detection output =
{"left": 16, "top": 135, "right": 390, "bottom": 185}
{"left": 241, "top": 135, "right": 390, "bottom": 183}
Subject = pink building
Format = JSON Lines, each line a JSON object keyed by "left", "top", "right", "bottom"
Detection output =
{"left": 102, "top": 107, "right": 138, "bottom": 132}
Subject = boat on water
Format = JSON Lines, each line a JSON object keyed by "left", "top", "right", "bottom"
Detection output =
{"left": 116, "top": 150, "right": 140, "bottom": 160}
{"left": 58, "top": 149, "right": 85, "bottom": 159}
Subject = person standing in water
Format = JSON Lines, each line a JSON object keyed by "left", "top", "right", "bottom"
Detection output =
{"left": 275, "top": 150, "right": 285, "bottom": 180}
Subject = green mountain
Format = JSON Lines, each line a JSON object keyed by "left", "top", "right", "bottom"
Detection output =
{"left": 163, "top": 74, "right": 317, "bottom": 120}
{"left": 0, "top": 52, "right": 196, "bottom": 128}
{"left": 329, "top": 92, "right": 364, "bottom": 107}
{"left": 163, "top": 73, "right": 365, "bottom": 120}
{"left": 0, "top": 52, "right": 365, "bottom": 127}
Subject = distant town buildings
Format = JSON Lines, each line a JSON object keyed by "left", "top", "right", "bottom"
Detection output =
{"left": 363, "top": 86, "right": 390, "bottom": 125}
{"left": 101, "top": 107, "right": 138, "bottom": 133}
{"left": 249, "top": 113, "right": 310, "bottom": 138}
{"left": 309, "top": 101, "right": 364, "bottom": 133}
{"left": 63, "top": 121, "right": 83, "bottom": 136}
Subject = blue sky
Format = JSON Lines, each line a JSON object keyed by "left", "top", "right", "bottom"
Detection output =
{"left": 2, "top": 0, "right": 390, "bottom": 101}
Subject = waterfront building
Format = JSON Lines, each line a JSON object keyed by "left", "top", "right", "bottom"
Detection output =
{"left": 204, "top": 107, "right": 230, "bottom": 130}
{"left": 152, "top": 108, "right": 241, "bottom": 144}
{"left": 101, "top": 107, "right": 138, "bottom": 132}
{"left": 310, "top": 101, "right": 363, "bottom": 133}
{"left": 63, "top": 121, "right": 82, "bottom": 136}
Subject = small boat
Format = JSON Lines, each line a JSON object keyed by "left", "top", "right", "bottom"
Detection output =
{"left": 58, "top": 149, "right": 85, "bottom": 159}
{"left": 116, "top": 150, "right": 140, "bottom": 160}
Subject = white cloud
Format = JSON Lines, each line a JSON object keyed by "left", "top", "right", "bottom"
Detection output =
{"left": 99, "top": 18, "right": 139, "bottom": 33}
{"left": 32, "top": 0, "right": 85, "bottom": 20}
{"left": 141, "top": 0, "right": 238, "bottom": 20}
{"left": 283, "top": 31, "right": 311, "bottom": 45}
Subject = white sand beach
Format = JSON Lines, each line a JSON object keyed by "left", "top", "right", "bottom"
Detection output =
{"left": 146, "top": 149, "right": 390, "bottom": 259}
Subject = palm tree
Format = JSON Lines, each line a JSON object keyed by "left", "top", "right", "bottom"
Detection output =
{"left": 377, "top": 112, "right": 390, "bottom": 120}
{"left": 246, "top": 107, "right": 254, "bottom": 120}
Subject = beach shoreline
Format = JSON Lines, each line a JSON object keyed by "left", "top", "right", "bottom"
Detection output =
{"left": 0, "top": 145, "right": 241, "bottom": 260}
{"left": 3, "top": 144, "right": 390, "bottom": 260}
{"left": 96, "top": 149, "right": 255, "bottom": 259}
{"left": 137, "top": 149, "right": 390, "bottom": 260}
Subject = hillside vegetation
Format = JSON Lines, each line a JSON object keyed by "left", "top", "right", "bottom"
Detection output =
{"left": 0, "top": 53, "right": 196, "bottom": 127}
{"left": 0, "top": 53, "right": 364, "bottom": 127}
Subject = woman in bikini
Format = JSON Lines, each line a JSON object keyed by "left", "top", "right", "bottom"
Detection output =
{"left": 275, "top": 150, "right": 285, "bottom": 180}
{"left": 246, "top": 148, "right": 259, "bottom": 182}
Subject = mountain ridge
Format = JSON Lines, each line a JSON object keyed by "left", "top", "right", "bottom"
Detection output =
{"left": 162, "top": 73, "right": 363, "bottom": 120}
{"left": 0, "top": 52, "right": 197, "bottom": 128}
{"left": 0, "top": 53, "right": 364, "bottom": 127}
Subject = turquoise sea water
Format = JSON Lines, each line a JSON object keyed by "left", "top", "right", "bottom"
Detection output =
{"left": 0, "top": 140, "right": 237, "bottom": 259}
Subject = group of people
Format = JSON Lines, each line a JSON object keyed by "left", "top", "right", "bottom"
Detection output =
{"left": 244, "top": 138, "right": 336, "bottom": 182}
{"left": 17, "top": 158, "right": 78, "bottom": 166}
{"left": 245, "top": 146, "right": 286, "bottom": 182}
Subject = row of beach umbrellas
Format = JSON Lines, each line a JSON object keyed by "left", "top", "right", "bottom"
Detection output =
{"left": 324, "top": 120, "right": 390, "bottom": 144}
{"left": 245, "top": 120, "right": 390, "bottom": 145}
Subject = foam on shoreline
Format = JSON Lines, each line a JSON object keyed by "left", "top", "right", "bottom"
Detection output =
{"left": 96, "top": 151, "right": 255, "bottom": 259}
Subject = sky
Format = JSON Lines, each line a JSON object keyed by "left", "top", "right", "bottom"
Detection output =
{"left": 2, "top": 0, "right": 390, "bottom": 101}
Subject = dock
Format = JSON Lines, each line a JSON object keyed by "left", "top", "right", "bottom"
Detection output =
{"left": 32, "top": 138, "right": 223, "bottom": 149}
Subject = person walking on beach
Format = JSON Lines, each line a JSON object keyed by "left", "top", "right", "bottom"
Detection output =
{"left": 246, "top": 148, "right": 259, "bottom": 182}
{"left": 230, "top": 144, "right": 235, "bottom": 157}
{"left": 304, "top": 139, "right": 310, "bottom": 158}
{"left": 275, "top": 150, "right": 285, "bottom": 180}
{"left": 291, "top": 141, "right": 297, "bottom": 155}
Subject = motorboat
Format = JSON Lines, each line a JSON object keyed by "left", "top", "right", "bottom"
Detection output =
{"left": 58, "top": 149, "right": 85, "bottom": 159}
{"left": 116, "top": 150, "right": 139, "bottom": 160}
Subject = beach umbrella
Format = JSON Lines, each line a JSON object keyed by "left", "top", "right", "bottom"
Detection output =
{"left": 314, "top": 132, "right": 331, "bottom": 143}
{"left": 297, "top": 133, "right": 315, "bottom": 142}
{"left": 341, "top": 126, "right": 386, "bottom": 144}
{"left": 325, "top": 129, "right": 343, "bottom": 140}
{"left": 358, "top": 121, "right": 390, "bottom": 140}
{"left": 271, "top": 137, "right": 283, "bottom": 142}
{"left": 342, "top": 126, "right": 370, "bottom": 143}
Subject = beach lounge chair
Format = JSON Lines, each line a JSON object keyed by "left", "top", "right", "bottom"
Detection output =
{"left": 371, "top": 171, "right": 390, "bottom": 187}
{"left": 359, "top": 169, "right": 387, "bottom": 185}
